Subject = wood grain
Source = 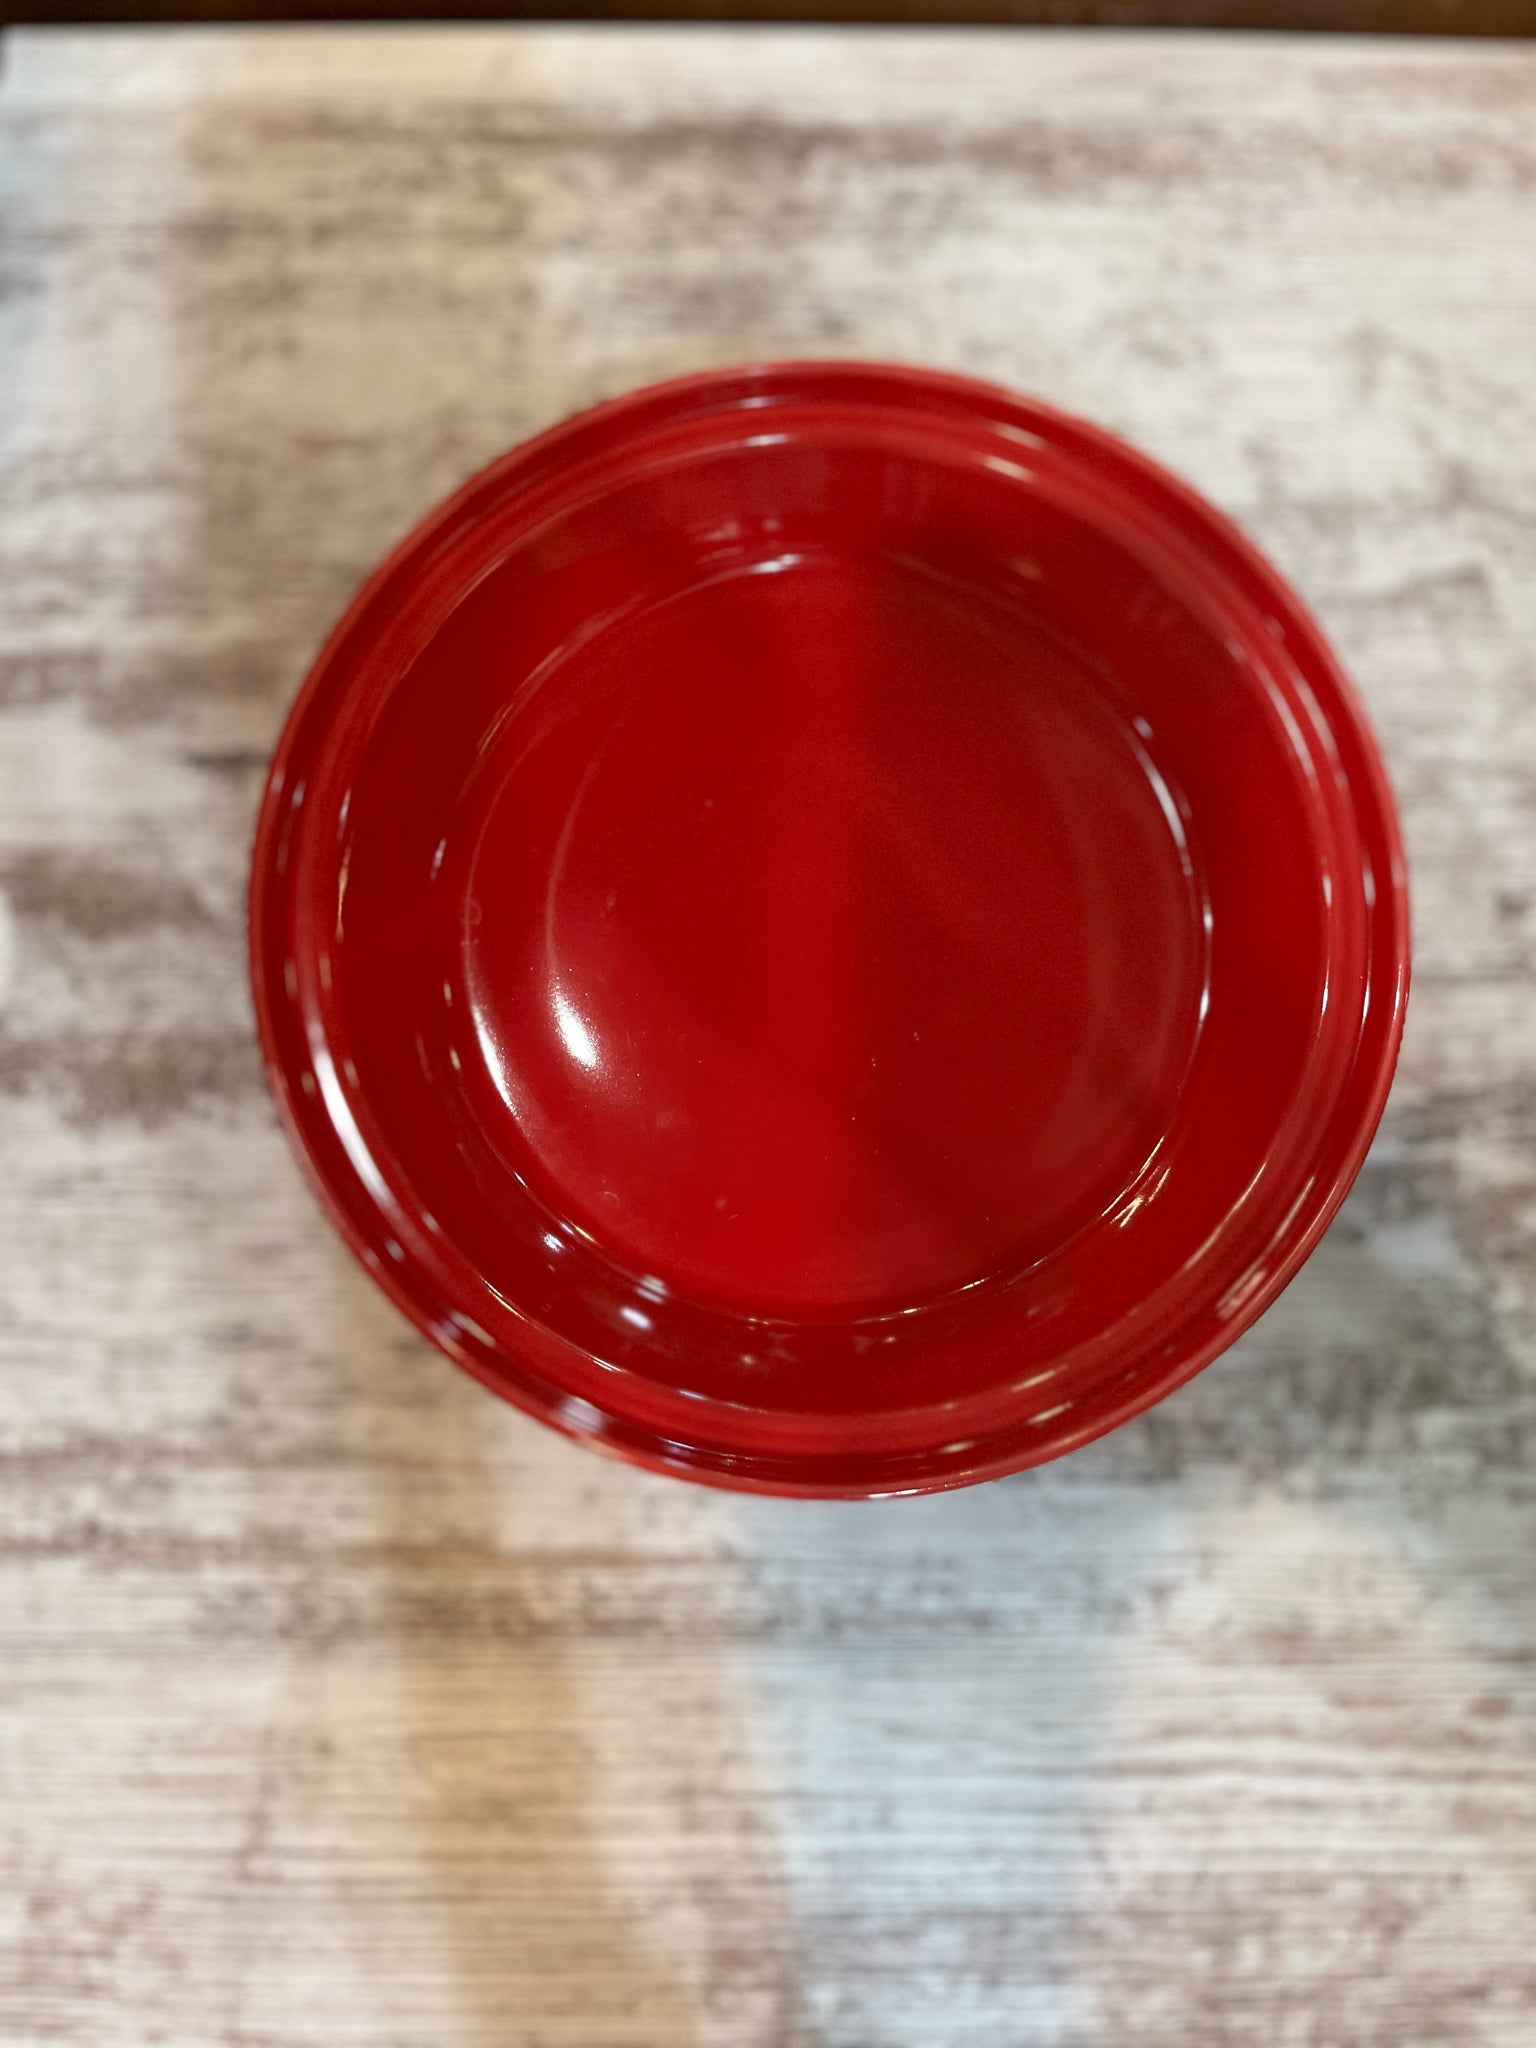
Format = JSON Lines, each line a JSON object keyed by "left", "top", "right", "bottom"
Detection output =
{"left": 2, "top": 27, "right": 1534, "bottom": 2047}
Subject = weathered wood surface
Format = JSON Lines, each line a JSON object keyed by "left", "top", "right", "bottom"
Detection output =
{"left": 1, "top": 26, "right": 1534, "bottom": 2046}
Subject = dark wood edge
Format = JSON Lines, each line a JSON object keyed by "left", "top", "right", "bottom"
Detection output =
{"left": 3, "top": 0, "right": 1534, "bottom": 27}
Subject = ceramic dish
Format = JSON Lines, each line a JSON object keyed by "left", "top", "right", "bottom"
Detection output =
{"left": 250, "top": 362, "right": 1409, "bottom": 1495}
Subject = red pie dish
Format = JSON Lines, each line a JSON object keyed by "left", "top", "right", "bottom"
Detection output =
{"left": 250, "top": 363, "right": 1408, "bottom": 1496}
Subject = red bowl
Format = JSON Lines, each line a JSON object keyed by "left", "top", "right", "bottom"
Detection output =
{"left": 250, "top": 363, "right": 1408, "bottom": 1496}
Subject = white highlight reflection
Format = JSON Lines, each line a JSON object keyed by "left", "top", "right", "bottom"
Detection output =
{"left": 553, "top": 986, "right": 599, "bottom": 1070}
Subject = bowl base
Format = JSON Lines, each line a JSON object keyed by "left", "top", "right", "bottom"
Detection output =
{"left": 458, "top": 544, "right": 1206, "bottom": 1317}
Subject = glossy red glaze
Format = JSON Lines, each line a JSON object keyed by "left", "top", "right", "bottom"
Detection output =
{"left": 250, "top": 363, "right": 1409, "bottom": 1496}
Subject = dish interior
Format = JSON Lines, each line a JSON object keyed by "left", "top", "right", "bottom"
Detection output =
{"left": 291, "top": 394, "right": 1362, "bottom": 1433}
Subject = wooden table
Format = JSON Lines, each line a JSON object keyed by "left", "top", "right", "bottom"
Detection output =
{"left": 2, "top": 27, "right": 1534, "bottom": 2046}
